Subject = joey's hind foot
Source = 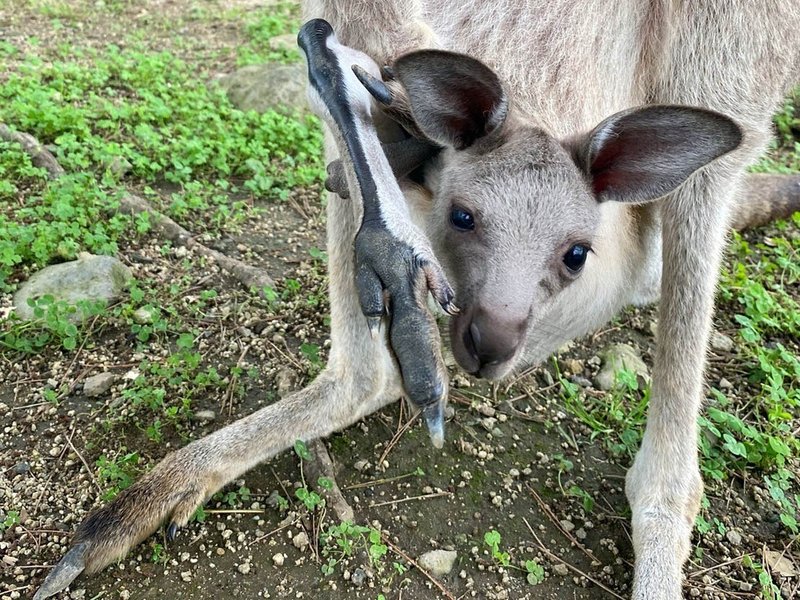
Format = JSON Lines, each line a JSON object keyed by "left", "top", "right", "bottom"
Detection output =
{"left": 35, "top": 448, "right": 218, "bottom": 599}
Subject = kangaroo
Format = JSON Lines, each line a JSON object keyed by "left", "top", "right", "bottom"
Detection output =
{"left": 35, "top": 2, "right": 800, "bottom": 599}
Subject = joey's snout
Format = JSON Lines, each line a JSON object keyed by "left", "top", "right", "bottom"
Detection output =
{"left": 450, "top": 306, "right": 526, "bottom": 379}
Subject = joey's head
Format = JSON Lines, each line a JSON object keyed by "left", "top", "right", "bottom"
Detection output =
{"left": 386, "top": 50, "right": 743, "bottom": 380}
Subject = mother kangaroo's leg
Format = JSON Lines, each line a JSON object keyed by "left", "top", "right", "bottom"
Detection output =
{"left": 625, "top": 3, "right": 800, "bottom": 599}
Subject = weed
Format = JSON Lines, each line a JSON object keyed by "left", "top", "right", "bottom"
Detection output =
{"left": 96, "top": 451, "right": 140, "bottom": 501}
{"left": 484, "top": 529, "right": 545, "bottom": 585}
{"left": 0, "top": 510, "right": 20, "bottom": 532}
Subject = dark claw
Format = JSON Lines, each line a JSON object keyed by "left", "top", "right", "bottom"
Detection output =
{"left": 380, "top": 65, "right": 396, "bottom": 80}
{"left": 166, "top": 522, "right": 179, "bottom": 542}
{"left": 352, "top": 64, "right": 393, "bottom": 105}
{"left": 33, "top": 542, "right": 88, "bottom": 600}
{"left": 423, "top": 402, "right": 445, "bottom": 449}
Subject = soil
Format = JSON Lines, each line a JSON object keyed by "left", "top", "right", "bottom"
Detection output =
{"left": 1, "top": 2, "right": 798, "bottom": 600}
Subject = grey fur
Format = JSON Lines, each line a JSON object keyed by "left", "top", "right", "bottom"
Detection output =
{"left": 37, "top": 2, "right": 799, "bottom": 600}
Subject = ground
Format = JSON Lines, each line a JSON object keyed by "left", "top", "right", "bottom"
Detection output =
{"left": 0, "top": 2, "right": 799, "bottom": 600}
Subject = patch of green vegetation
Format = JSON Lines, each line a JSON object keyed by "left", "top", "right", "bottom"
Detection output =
{"left": 558, "top": 365, "right": 648, "bottom": 459}
{"left": 702, "top": 230, "right": 800, "bottom": 534}
{"left": 0, "top": 38, "right": 323, "bottom": 291}
{"left": 483, "top": 529, "right": 545, "bottom": 585}
{"left": 0, "top": 510, "right": 20, "bottom": 533}
{"left": 0, "top": 296, "right": 106, "bottom": 352}
{"left": 751, "top": 86, "right": 800, "bottom": 173}
{"left": 96, "top": 450, "right": 141, "bottom": 501}
{"left": 236, "top": 3, "right": 302, "bottom": 66}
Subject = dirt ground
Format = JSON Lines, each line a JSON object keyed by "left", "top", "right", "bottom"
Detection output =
{"left": 1, "top": 2, "right": 799, "bottom": 600}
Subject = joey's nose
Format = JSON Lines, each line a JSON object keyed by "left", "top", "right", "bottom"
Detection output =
{"left": 463, "top": 309, "right": 525, "bottom": 370}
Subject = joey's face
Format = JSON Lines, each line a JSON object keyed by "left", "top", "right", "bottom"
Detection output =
{"left": 428, "top": 127, "right": 599, "bottom": 380}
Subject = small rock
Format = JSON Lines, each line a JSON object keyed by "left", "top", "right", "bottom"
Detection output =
{"left": 107, "top": 156, "right": 132, "bottom": 178}
{"left": 192, "top": 410, "right": 216, "bottom": 422}
{"left": 275, "top": 367, "right": 297, "bottom": 398}
{"left": 725, "top": 529, "right": 742, "bottom": 546}
{"left": 559, "top": 519, "right": 575, "bottom": 533}
{"left": 553, "top": 563, "right": 570, "bottom": 577}
{"left": 719, "top": 377, "right": 733, "bottom": 390}
{"left": 593, "top": 343, "right": 650, "bottom": 391}
{"left": 350, "top": 567, "right": 366, "bottom": 587}
{"left": 13, "top": 253, "right": 132, "bottom": 322}
{"left": 354, "top": 459, "right": 370, "bottom": 472}
{"left": 292, "top": 531, "right": 309, "bottom": 550}
{"left": 477, "top": 404, "right": 496, "bottom": 417}
{"left": 237, "top": 562, "right": 251, "bottom": 575}
{"left": 132, "top": 307, "right": 155, "bottom": 324}
{"left": 560, "top": 358, "right": 584, "bottom": 375}
{"left": 214, "top": 63, "right": 309, "bottom": 113}
{"left": 417, "top": 549, "right": 458, "bottom": 576}
{"left": 710, "top": 331, "right": 735, "bottom": 353}
{"left": 83, "top": 372, "right": 116, "bottom": 397}
{"left": 268, "top": 33, "right": 298, "bottom": 52}
{"left": 272, "top": 553, "right": 285, "bottom": 566}
{"left": 575, "top": 528, "right": 587, "bottom": 540}
{"left": 12, "top": 462, "right": 30, "bottom": 474}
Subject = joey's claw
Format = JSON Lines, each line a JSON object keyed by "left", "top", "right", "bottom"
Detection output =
{"left": 33, "top": 543, "right": 88, "bottom": 600}
{"left": 420, "top": 260, "right": 459, "bottom": 315}
{"left": 166, "top": 521, "right": 179, "bottom": 542}
{"left": 352, "top": 65, "right": 393, "bottom": 105}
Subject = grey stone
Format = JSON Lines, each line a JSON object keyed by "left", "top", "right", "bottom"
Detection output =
{"left": 593, "top": 343, "right": 650, "bottom": 391}
{"left": 214, "top": 63, "right": 308, "bottom": 114}
{"left": 726, "top": 529, "right": 742, "bottom": 546}
{"left": 350, "top": 567, "right": 366, "bottom": 587}
{"left": 192, "top": 410, "right": 216, "bottom": 422}
{"left": 553, "top": 563, "right": 570, "bottom": 577}
{"left": 12, "top": 462, "right": 30, "bottom": 474}
{"left": 268, "top": 33, "right": 298, "bottom": 52}
{"left": 417, "top": 549, "right": 458, "bottom": 576}
{"left": 710, "top": 331, "right": 735, "bottom": 352}
{"left": 83, "top": 372, "right": 116, "bottom": 397}
{"left": 132, "top": 306, "right": 155, "bottom": 324}
{"left": 13, "top": 253, "right": 132, "bottom": 321}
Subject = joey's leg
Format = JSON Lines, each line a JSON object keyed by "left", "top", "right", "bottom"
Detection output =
{"left": 299, "top": 20, "right": 453, "bottom": 443}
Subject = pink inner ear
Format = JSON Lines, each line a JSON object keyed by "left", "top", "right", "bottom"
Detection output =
{"left": 589, "top": 136, "right": 625, "bottom": 195}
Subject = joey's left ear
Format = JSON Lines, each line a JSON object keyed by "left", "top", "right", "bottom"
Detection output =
{"left": 570, "top": 105, "right": 743, "bottom": 203}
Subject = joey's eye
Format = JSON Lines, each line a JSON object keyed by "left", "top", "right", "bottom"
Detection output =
{"left": 563, "top": 244, "right": 590, "bottom": 273}
{"left": 450, "top": 207, "right": 475, "bottom": 231}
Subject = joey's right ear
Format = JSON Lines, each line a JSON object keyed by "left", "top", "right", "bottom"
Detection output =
{"left": 391, "top": 50, "right": 508, "bottom": 150}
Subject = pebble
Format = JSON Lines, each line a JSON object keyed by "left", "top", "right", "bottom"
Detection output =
{"left": 237, "top": 562, "right": 251, "bottom": 575}
{"left": 560, "top": 519, "right": 575, "bottom": 533}
{"left": 553, "top": 563, "right": 570, "bottom": 577}
{"left": 351, "top": 567, "right": 366, "bottom": 587}
{"left": 83, "top": 372, "right": 116, "bottom": 397}
{"left": 726, "top": 529, "right": 742, "bottom": 546}
{"left": 272, "top": 553, "right": 285, "bottom": 566}
{"left": 417, "top": 549, "right": 458, "bottom": 576}
{"left": 710, "top": 331, "right": 735, "bottom": 352}
{"left": 192, "top": 409, "right": 216, "bottom": 422}
{"left": 292, "top": 531, "right": 309, "bottom": 550}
